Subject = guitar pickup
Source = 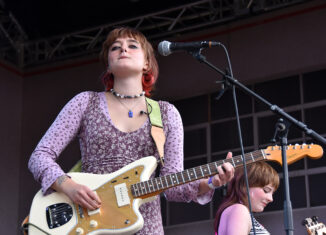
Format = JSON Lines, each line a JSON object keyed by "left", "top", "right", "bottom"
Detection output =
{"left": 114, "top": 183, "right": 130, "bottom": 207}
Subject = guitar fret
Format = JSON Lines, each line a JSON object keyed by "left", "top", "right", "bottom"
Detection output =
{"left": 261, "top": 150, "right": 266, "bottom": 160}
{"left": 231, "top": 157, "right": 235, "bottom": 167}
{"left": 159, "top": 177, "right": 164, "bottom": 189}
{"left": 186, "top": 170, "right": 191, "bottom": 182}
{"left": 250, "top": 152, "right": 254, "bottom": 162}
{"left": 151, "top": 179, "right": 156, "bottom": 191}
{"left": 203, "top": 165, "right": 209, "bottom": 177}
{"left": 136, "top": 183, "right": 142, "bottom": 196}
{"left": 172, "top": 174, "right": 179, "bottom": 185}
{"left": 156, "top": 178, "right": 161, "bottom": 190}
{"left": 181, "top": 171, "right": 185, "bottom": 183}
{"left": 207, "top": 165, "right": 212, "bottom": 175}
{"left": 141, "top": 182, "right": 147, "bottom": 194}
{"left": 169, "top": 175, "right": 174, "bottom": 186}
{"left": 146, "top": 181, "right": 151, "bottom": 193}
{"left": 164, "top": 175, "right": 169, "bottom": 188}
{"left": 199, "top": 166, "right": 204, "bottom": 177}
{"left": 214, "top": 162, "right": 219, "bottom": 172}
{"left": 235, "top": 156, "right": 242, "bottom": 165}
{"left": 133, "top": 184, "right": 139, "bottom": 197}
{"left": 193, "top": 168, "right": 197, "bottom": 179}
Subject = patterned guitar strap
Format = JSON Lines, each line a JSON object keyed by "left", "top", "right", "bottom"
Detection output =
{"left": 145, "top": 97, "right": 165, "bottom": 166}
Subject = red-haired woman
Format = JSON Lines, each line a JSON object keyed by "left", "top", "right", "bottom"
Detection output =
{"left": 28, "top": 27, "right": 234, "bottom": 234}
{"left": 215, "top": 162, "right": 279, "bottom": 235}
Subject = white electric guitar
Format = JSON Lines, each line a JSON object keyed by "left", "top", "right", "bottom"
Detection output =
{"left": 303, "top": 216, "right": 326, "bottom": 235}
{"left": 27, "top": 144, "right": 323, "bottom": 235}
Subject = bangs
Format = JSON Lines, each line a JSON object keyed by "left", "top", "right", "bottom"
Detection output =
{"left": 246, "top": 162, "right": 280, "bottom": 190}
{"left": 106, "top": 27, "right": 146, "bottom": 49}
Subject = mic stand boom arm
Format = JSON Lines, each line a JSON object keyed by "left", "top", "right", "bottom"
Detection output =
{"left": 190, "top": 50, "right": 326, "bottom": 145}
{"left": 189, "top": 48, "right": 326, "bottom": 235}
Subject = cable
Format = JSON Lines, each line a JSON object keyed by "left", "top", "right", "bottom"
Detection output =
{"left": 21, "top": 222, "right": 51, "bottom": 235}
{"left": 219, "top": 43, "right": 257, "bottom": 235}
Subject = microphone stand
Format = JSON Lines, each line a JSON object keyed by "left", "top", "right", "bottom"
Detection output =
{"left": 272, "top": 118, "right": 294, "bottom": 234}
{"left": 188, "top": 47, "right": 326, "bottom": 235}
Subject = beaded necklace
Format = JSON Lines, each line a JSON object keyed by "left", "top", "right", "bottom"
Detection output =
{"left": 109, "top": 88, "right": 145, "bottom": 118}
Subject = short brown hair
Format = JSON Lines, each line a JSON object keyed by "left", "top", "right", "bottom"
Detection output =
{"left": 99, "top": 27, "right": 158, "bottom": 96}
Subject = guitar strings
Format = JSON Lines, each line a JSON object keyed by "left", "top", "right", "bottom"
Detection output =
{"left": 133, "top": 150, "right": 266, "bottom": 196}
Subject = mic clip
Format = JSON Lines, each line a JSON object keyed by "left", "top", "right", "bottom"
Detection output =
{"left": 140, "top": 110, "right": 148, "bottom": 115}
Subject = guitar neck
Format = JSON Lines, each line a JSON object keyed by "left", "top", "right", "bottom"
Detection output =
{"left": 131, "top": 149, "right": 267, "bottom": 198}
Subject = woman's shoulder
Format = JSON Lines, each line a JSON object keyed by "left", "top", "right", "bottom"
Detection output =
{"left": 219, "top": 203, "right": 252, "bottom": 234}
{"left": 64, "top": 91, "right": 103, "bottom": 111}
{"left": 223, "top": 203, "right": 250, "bottom": 219}
{"left": 156, "top": 100, "right": 179, "bottom": 116}
{"left": 69, "top": 91, "right": 103, "bottom": 103}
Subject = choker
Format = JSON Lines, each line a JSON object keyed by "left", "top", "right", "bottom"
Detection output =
{"left": 110, "top": 88, "right": 145, "bottom": 99}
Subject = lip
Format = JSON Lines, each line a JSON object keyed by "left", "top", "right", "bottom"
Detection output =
{"left": 119, "top": 56, "right": 129, "bottom": 59}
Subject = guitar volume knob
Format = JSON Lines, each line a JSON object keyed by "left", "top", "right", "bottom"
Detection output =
{"left": 90, "top": 220, "right": 98, "bottom": 228}
{"left": 76, "top": 227, "right": 84, "bottom": 235}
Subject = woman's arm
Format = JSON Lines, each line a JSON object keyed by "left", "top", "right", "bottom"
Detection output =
{"left": 218, "top": 204, "right": 251, "bottom": 235}
{"left": 159, "top": 102, "right": 225, "bottom": 204}
{"left": 28, "top": 92, "right": 102, "bottom": 209}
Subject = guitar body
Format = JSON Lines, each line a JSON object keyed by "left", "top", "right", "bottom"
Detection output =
{"left": 28, "top": 156, "right": 158, "bottom": 235}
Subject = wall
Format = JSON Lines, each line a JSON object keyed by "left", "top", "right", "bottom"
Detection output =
{"left": 0, "top": 66, "right": 22, "bottom": 234}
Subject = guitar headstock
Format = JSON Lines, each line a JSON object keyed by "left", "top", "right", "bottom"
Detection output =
{"left": 302, "top": 216, "right": 326, "bottom": 235}
{"left": 264, "top": 144, "right": 323, "bottom": 166}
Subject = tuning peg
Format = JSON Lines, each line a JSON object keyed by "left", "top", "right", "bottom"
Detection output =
{"left": 312, "top": 216, "right": 318, "bottom": 222}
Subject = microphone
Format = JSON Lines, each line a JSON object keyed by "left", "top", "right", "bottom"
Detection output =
{"left": 158, "top": 40, "right": 220, "bottom": 56}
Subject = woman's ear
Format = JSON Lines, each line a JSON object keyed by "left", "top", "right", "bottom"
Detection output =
{"left": 143, "top": 61, "right": 149, "bottom": 72}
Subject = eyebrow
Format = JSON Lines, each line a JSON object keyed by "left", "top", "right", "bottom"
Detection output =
{"left": 112, "top": 39, "right": 140, "bottom": 44}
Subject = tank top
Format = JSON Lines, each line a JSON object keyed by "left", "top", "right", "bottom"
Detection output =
{"left": 249, "top": 217, "right": 270, "bottom": 235}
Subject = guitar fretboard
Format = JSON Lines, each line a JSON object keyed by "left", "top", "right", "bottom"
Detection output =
{"left": 131, "top": 149, "right": 267, "bottom": 198}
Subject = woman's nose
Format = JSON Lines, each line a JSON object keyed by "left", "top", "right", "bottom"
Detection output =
{"left": 120, "top": 45, "right": 127, "bottom": 52}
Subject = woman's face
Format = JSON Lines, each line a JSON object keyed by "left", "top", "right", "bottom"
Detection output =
{"left": 249, "top": 184, "right": 275, "bottom": 212}
{"left": 107, "top": 37, "right": 148, "bottom": 77}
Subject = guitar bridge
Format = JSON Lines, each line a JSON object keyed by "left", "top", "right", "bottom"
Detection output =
{"left": 46, "top": 203, "right": 73, "bottom": 229}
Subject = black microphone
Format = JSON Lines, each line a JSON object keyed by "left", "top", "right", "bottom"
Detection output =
{"left": 158, "top": 40, "right": 220, "bottom": 56}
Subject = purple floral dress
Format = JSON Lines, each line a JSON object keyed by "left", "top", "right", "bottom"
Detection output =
{"left": 28, "top": 91, "right": 214, "bottom": 234}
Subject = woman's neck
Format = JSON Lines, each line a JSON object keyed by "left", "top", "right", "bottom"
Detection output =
{"left": 113, "top": 75, "right": 143, "bottom": 95}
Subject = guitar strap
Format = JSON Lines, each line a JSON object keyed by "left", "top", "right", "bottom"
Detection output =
{"left": 146, "top": 97, "right": 165, "bottom": 166}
